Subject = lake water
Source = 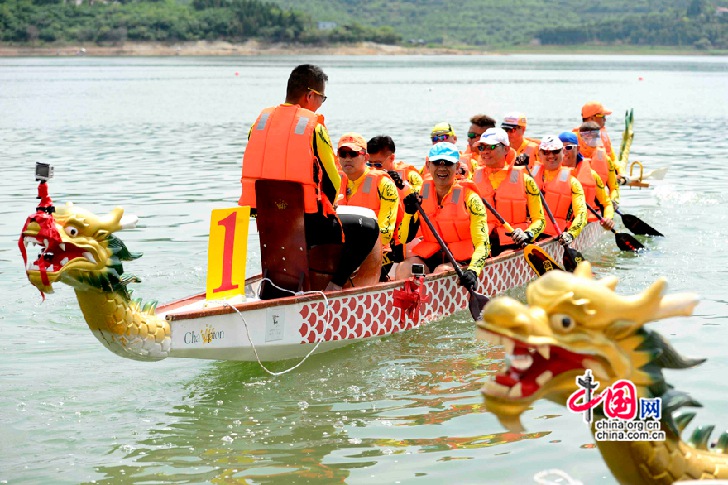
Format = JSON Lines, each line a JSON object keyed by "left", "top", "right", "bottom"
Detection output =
{"left": 2, "top": 55, "right": 728, "bottom": 484}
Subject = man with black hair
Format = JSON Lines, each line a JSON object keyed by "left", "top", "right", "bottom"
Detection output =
{"left": 240, "top": 64, "right": 379, "bottom": 292}
{"left": 464, "top": 114, "right": 497, "bottom": 171}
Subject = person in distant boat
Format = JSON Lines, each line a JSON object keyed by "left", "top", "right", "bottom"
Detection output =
{"left": 530, "top": 135, "right": 588, "bottom": 246}
{"left": 464, "top": 114, "right": 497, "bottom": 171}
{"left": 336, "top": 133, "right": 400, "bottom": 281}
{"left": 367, "top": 135, "right": 422, "bottom": 280}
{"left": 472, "top": 128, "right": 545, "bottom": 256}
{"left": 577, "top": 121, "right": 620, "bottom": 207}
{"left": 426, "top": 122, "right": 470, "bottom": 179}
{"left": 501, "top": 112, "right": 540, "bottom": 168}
{"left": 239, "top": 64, "right": 379, "bottom": 292}
{"left": 558, "top": 132, "right": 615, "bottom": 231}
{"left": 395, "top": 142, "right": 490, "bottom": 292}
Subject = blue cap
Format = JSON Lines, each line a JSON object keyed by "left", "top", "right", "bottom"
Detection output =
{"left": 428, "top": 142, "right": 460, "bottom": 163}
{"left": 558, "top": 132, "right": 578, "bottom": 145}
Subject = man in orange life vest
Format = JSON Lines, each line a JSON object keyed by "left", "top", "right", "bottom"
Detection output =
{"left": 367, "top": 135, "right": 423, "bottom": 195}
{"left": 472, "top": 128, "right": 545, "bottom": 256}
{"left": 558, "top": 132, "right": 615, "bottom": 231}
{"left": 336, "top": 132, "right": 400, "bottom": 281}
{"left": 395, "top": 142, "right": 490, "bottom": 292}
{"left": 580, "top": 101, "right": 620, "bottom": 170}
{"left": 239, "top": 64, "right": 379, "bottom": 292}
{"left": 464, "top": 114, "right": 497, "bottom": 172}
{"left": 531, "top": 135, "right": 588, "bottom": 247}
{"left": 427, "top": 122, "right": 470, "bottom": 179}
{"left": 501, "top": 112, "right": 540, "bottom": 169}
{"left": 578, "top": 121, "right": 620, "bottom": 207}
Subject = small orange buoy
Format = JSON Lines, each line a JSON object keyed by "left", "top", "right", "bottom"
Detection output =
{"left": 235, "top": 72, "right": 239, "bottom": 76}
{"left": 638, "top": 76, "right": 644, "bottom": 81}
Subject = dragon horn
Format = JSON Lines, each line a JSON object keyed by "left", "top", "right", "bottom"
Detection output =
{"left": 652, "top": 293, "right": 699, "bottom": 322}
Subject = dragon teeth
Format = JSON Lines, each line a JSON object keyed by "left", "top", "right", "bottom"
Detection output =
{"left": 502, "top": 337, "right": 516, "bottom": 356}
{"left": 536, "top": 371, "right": 553, "bottom": 387}
{"left": 44, "top": 239, "right": 49, "bottom": 248}
{"left": 60, "top": 257, "right": 69, "bottom": 266}
{"left": 537, "top": 345, "right": 550, "bottom": 360}
{"left": 509, "top": 382, "right": 523, "bottom": 398}
{"left": 510, "top": 353, "right": 533, "bottom": 371}
{"left": 83, "top": 252, "right": 96, "bottom": 263}
{"left": 482, "top": 380, "right": 510, "bottom": 397}
{"left": 60, "top": 243, "right": 66, "bottom": 251}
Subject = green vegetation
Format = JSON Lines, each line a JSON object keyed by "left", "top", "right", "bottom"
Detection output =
{"left": 0, "top": 0, "right": 400, "bottom": 44}
{"left": 0, "top": 0, "right": 725, "bottom": 49}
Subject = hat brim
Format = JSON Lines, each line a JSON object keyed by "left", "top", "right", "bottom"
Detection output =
{"left": 338, "top": 143, "right": 365, "bottom": 151}
{"left": 430, "top": 156, "right": 459, "bottom": 164}
{"left": 500, "top": 123, "right": 519, "bottom": 128}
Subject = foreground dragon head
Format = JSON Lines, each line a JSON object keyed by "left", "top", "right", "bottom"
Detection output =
{"left": 477, "top": 262, "right": 702, "bottom": 431}
{"left": 20, "top": 200, "right": 140, "bottom": 295}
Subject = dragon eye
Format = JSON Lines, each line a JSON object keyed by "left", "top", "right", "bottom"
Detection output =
{"left": 551, "top": 314, "right": 575, "bottom": 331}
{"left": 65, "top": 226, "right": 79, "bottom": 237}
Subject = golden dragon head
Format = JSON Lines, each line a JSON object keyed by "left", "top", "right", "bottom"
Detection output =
{"left": 20, "top": 200, "right": 140, "bottom": 295}
{"left": 477, "top": 262, "right": 704, "bottom": 431}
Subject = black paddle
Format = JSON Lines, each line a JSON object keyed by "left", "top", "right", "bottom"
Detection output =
{"left": 479, "top": 196, "right": 561, "bottom": 276}
{"left": 615, "top": 208, "right": 664, "bottom": 237}
{"left": 585, "top": 204, "right": 645, "bottom": 252}
{"left": 524, "top": 167, "right": 585, "bottom": 272}
{"left": 414, "top": 200, "right": 489, "bottom": 320}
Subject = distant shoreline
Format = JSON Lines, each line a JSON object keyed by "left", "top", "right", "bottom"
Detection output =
{"left": 0, "top": 40, "right": 724, "bottom": 57}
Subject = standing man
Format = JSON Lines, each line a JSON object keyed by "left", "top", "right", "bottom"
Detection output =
{"left": 396, "top": 142, "right": 490, "bottom": 292}
{"left": 337, "top": 133, "right": 400, "bottom": 280}
{"left": 472, "top": 128, "right": 545, "bottom": 256}
{"left": 240, "top": 64, "right": 379, "bottom": 291}
{"left": 501, "top": 112, "right": 539, "bottom": 168}
{"left": 532, "top": 135, "right": 588, "bottom": 246}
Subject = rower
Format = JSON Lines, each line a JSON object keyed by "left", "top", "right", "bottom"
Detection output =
{"left": 239, "top": 64, "right": 380, "bottom": 294}
{"left": 367, "top": 135, "right": 423, "bottom": 196}
{"left": 531, "top": 135, "right": 588, "bottom": 247}
{"left": 337, "top": 133, "right": 401, "bottom": 282}
{"left": 559, "top": 132, "right": 616, "bottom": 231}
{"left": 395, "top": 142, "right": 490, "bottom": 293}
{"left": 472, "top": 128, "right": 545, "bottom": 256}
{"left": 578, "top": 121, "right": 620, "bottom": 208}
{"left": 580, "top": 101, "right": 620, "bottom": 172}
{"left": 501, "top": 112, "right": 540, "bottom": 169}
{"left": 464, "top": 114, "right": 497, "bottom": 172}
{"left": 427, "top": 122, "right": 470, "bottom": 179}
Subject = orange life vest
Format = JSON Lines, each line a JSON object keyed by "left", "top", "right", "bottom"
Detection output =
{"left": 473, "top": 166, "right": 530, "bottom": 243}
{"left": 516, "top": 138, "right": 539, "bottom": 168}
{"left": 571, "top": 160, "right": 598, "bottom": 222}
{"left": 393, "top": 160, "right": 419, "bottom": 198}
{"left": 239, "top": 104, "right": 328, "bottom": 214}
{"left": 575, "top": 131, "right": 609, "bottom": 186}
{"left": 340, "top": 170, "right": 405, "bottom": 244}
{"left": 540, "top": 167, "right": 574, "bottom": 237}
{"left": 600, "top": 127, "right": 614, "bottom": 161}
{"left": 412, "top": 180, "right": 474, "bottom": 262}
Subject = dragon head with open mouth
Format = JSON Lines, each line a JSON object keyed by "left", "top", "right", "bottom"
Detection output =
{"left": 477, "top": 262, "right": 702, "bottom": 432}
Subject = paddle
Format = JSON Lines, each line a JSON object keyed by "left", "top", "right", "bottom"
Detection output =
{"left": 615, "top": 208, "right": 664, "bottom": 237}
{"left": 585, "top": 204, "right": 644, "bottom": 252}
{"left": 524, "top": 166, "right": 585, "bottom": 272}
{"left": 479, "top": 196, "right": 562, "bottom": 275}
{"left": 413, "top": 199, "right": 489, "bottom": 320}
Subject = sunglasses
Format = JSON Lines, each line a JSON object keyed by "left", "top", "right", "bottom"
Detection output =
{"left": 540, "top": 149, "right": 562, "bottom": 155}
{"left": 502, "top": 126, "right": 516, "bottom": 133}
{"left": 367, "top": 162, "right": 384, "bottom": 168}
{"left": 477, "top": 144, "right": 503, "bottom": 152}
{"left": 595, "top": 113, "right": 606, "bottom": 118}
{"left": 308, "top": 87, "right": 327, "bottom": 103}
{"left": 564, "top": 145, "right": 576, "bottom": 151}
{"left": 467, "top": 131, "right": 482, "bottom": 139}
{"left": 338, "top": 149, "right": 364, "bottom": 158}
{"left": 430, "top": 159, "right": 456, "bottom": 167}
{"left": 431, "top": 134, "right": 452, "bottom": 143}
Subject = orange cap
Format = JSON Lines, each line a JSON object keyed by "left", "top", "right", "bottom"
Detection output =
{"left": 581, "top": 101, "right": 612, "bottom": 119}
{"left": 338, "top": 132, "right": 367, "bottom": 152}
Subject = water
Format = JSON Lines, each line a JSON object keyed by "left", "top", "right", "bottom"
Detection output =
{"left": 2, "top": 55, "right": 728, "bottom": 484}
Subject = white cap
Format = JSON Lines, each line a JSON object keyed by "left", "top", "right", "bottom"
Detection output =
{"left": 477, "top": 127, "right": 510, "bottom": 147}
{"left": 539, "top": 135, "right": 564, "bottom": 151}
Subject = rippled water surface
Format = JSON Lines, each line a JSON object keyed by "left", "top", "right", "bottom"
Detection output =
{"left": 2, "top": 55, "right": 728, "bottom": 484}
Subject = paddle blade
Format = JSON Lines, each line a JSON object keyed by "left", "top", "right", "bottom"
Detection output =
{"left": 523, "top": 244, "right": 563, "bottom": 275}
{"left": 620, "top": 212, "right": 664, "bottom": 237}
{"left": 615, "top": 232, "right": 645, "bottom": 252}
{"left": 469, "top": 290, "right": 490, "bottom": 321}
{"left": 562, "top": 246, "right": 585, "bottom": 273}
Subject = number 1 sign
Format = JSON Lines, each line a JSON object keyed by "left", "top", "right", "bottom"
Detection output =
{"left": 206, "top": 207, "right": 250, "bottom": 300}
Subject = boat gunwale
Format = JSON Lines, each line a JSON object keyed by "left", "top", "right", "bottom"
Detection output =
{"left": 161, "top": 235, "right": 566, "bottom": 321}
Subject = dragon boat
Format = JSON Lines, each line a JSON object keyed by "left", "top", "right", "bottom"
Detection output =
{"left": 19, "top": 172, "right": 605, "bottom": 364}
{"left": 477, "top": 263, "right": 725, "bottom": 484}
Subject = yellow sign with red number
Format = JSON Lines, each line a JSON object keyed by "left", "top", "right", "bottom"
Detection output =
{"left": 206, "top": 207, "right": 250, "bottom": 300}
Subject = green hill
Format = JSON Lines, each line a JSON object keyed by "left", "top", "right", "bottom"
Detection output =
{"left": 268, "top": 0, "right": 727, "bottom": 49}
